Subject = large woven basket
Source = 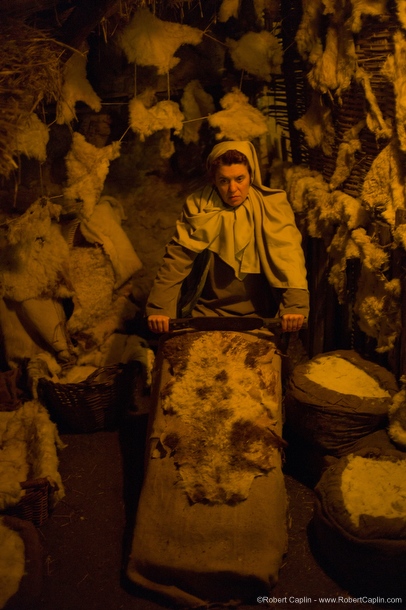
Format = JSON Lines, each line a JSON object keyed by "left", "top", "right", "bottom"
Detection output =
{"left": 4, "top": 478, "right": 55, "bottom": 528}
{"left": 37, "top": 363, "right": 136, "bottom": 433}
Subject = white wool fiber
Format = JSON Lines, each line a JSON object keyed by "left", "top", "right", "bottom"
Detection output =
{"left": 0, "top": 401, "right": 65, "bottom": 510}
{"left": 56, "top": 50, "right": 101, "bottom": 125}
{"left": 330, "top": 191, "right": 369, "bottom": 230}
{"left": 305, "top": 354, "right": 390, "bottom": 397}
{"left": 295, "top": 0, "right": 324, "bottom": 63}
{"left": 328, "top": 226, "right": 359, "bottom": 302}
{"left": 382, "top": 32, "right": 406, "bottom": 151}
{"left": 0, "top": 518, "right": 25, "bottom": 609}
{"left": 308, "top": 25, "right": 339, "bottom": 93}
{"left": 362, "top": 141, "right": 406, "bottom": 228}
{"left": 347, "top": 0, "right": 388, "bottom": 33}
{"left": 119, "top": 8, "right": 203, "bottom": 75}
{"left": 329, "top": 121, "right": 365, "bottom": 190}
{"left": 355, "top": 67, "right": 392, "bottom": 140}
{"left": 218, "top": 0, "right": 240, "bottom": 22}
{"left": 181, "top": 80, "right": 215, "bottom": 144}
{"left": 64, "top": 132, "right": 121, "bottom": 220}
{"left": 341, "top": 456, "right": 406, "bottom": 528}
{"left": 129, "top": 94, "right": 184, "bottom": 141}
{"left": 396, "top": 0, "right": 406, "bottom": 28}
{"left": 294, "top": 92, "right": 335, "bottom": 156}
{"left": 0, "top": 199, "right": 71, "bottom": 302}
{"left": 227, "top": 31, "right": 282, "bottom": 81}
{"left": 388, "top": 388, "right": 406, "bottom": 448}
{"left": 351, "top": 228, "right": 389, "bottom": 271}
{"left": 208, "top": 88, "right": 268, "bottom": 141}
{"left": 12, "top": 113, "right": 49, "bottom": 162}
{"left": 354, "top": 269, "right": 401, "bottom": 352}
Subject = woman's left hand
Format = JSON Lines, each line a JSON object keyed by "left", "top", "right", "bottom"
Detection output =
{"left": 281, "top": 314, "right": 305, "bottom": 333}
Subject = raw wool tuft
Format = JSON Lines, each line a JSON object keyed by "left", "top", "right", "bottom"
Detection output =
{"left": 218, "top": 0, "right": 240, "bottom": 22}
{"left": 388, "top": 387, "right": 406, "bottom": 448}
{"left": 396, "top": 0, "right": 406, "bottom": 28}
{"left": 180, "top": 80, "right": 215, "bottom": 144}
{"left": 331, "top": 191, "right": 370, "bottom": 230}
{"left": 226, "top": 31, "right": 283, "bottom": 81}
{"left": 340, "top": 455, "right": 406, "bottom": 529}
{"left": 159, "top": 332, "right": 282, "bottom": 504}
{"left": 361, "top": 140, "right": 406, "bottom": 228}
{"left": 307, "top": 25, "right": 339, "bottom": 94}
{"left": 302, "top": 180, "right": 332, "bottom": 239}
{"left": 328, "top": 120, "right": 365, "bottom": 190}
{"left": 354, "top": 268, "right": 401, "bottom": 352}
{"left": 0, "top": 198, "right": 71, "bottom": 302}
{"left": 208, "top": 87, "right": 268, "bottom": 141}
{"left": 118, "top": 8, "right": 203, "bottom": 75}
{"left": 56, "top": 49, "right": 101, "bottom": 125}
{"left": 382, "top": 31, "right": 406, "bottom": 152}
{"left": 351, "top": 227, "right": 389, "bottom": 271}
{"left": 128, "top": 89, "right": 184, "bottom": 144}
{"left": 0, "top": 400, "right": 65, "bottom": 511}
{"left": 328, "top": 226, "right": 361, "bottom": 302}
{"left": 295, "top": 0, "right": 324, "bottom": 64}
{"left": 294, "top": 91, "right": 335, "bottom": 156}
{"left": 355, "top": 67, "right": 392, "bottom": 140}
{"left": 283, "top": 164, "right": 326, "bottom": 214}
{"left": 12, "top": 113, "right": 49, "bottom": 163}
{"left": 0, "top": 518, "right": 25, "bottom": 609}
{"left": 64, "top": 132, "right": 121, "bottom": 220}
{"left": 347, "top": 0, "right": 388, "bottom": 33}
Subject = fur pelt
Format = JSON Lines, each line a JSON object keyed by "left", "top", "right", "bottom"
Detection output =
{"left": 0, "top": 198, "right": 72, "bottom": 302}
{"left": 158, "top": 332, "right": 283, "bottom": 505}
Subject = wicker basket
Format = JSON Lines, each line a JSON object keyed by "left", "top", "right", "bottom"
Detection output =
{"left": 4, "top": 478, "right": 54, "bottom": 528}
{"left": 37, "top": 363, "right": 136, "bottom": 433}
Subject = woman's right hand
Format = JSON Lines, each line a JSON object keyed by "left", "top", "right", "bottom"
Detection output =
{"left": 148, "top": 315, "right": 170, "bottom": 334}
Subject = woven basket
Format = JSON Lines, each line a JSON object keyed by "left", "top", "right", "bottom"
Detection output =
{"left": 4, "top": 478, "right": 54, "bottom": 528}
{"left": 37, "top": 363, "right": 136, "bottom": 433}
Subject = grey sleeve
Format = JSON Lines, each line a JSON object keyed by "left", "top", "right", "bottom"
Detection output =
{"left": 145, "top": 241, "right": 198, "bottom": 319}
{"left": 278, "top": 288, "right": 310, "bottom": 318}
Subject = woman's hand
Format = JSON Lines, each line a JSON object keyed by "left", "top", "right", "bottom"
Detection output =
{"left": 281, "top": 314, "right": 305, "bottom": 333}
{"left": 148, "top": 315, "right": 170, "bottom": 333}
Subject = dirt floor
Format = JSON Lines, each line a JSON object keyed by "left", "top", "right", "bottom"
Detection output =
{"left": 3, "top": 400, "right": 396, "bottom": 610}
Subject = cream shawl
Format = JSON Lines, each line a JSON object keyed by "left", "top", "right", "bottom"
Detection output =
{"left": 173, "top": 141, "right": 308, "bottom": 290}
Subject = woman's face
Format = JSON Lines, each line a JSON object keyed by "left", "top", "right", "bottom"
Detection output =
{"left": 214, "top": 163, "right": 251, "bottom": 207}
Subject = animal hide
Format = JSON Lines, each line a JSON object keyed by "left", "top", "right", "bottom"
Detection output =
{"left": 64, "top": 133, "right": 121, "bottom": 221}
{"left": 0, "top": 198, "right": 71, "bottom": 302}
{"left": 119, "top": 8, "right": 203, "bottom": 74}
{"left": 128, "top": 89, "right": 184, "bottom": 142}
{"left": 56, "top": 48, "right": 102, "bottom": 125}
{"left": 158, "top": 331, "right": 284, "bottom": 505}
{"left": 208, "top": 88, "right": 268, "bottom": 141}
{"left": 294, "top": 92, "right": 335, "bottom": 156}
{"left": 226, "top": 30, "right": 282, "bottom": 81}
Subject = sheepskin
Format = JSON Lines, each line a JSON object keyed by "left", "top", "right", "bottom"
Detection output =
{"left": 226, "top": 30, "right": 282, "bottom": 81}
{"left": 388, "top": 387, "right": 406, "bottom": 448}
{"left": 64, "top": 132, "right": 121, "bottom": 221}
{"left": 218, "top": 0, "right": 240, "bottom": 22}
{"left": 56, "top": 48, "right": 101, "bottom": 125}
{"left": 0, "top": 401, "right": 65, "bottom": 511}
{"left": 294, "top": 92, "right": 335, "bottom": 156}
{"left": 208, "top": 87, "right": 268, "bottom": 141}
{"left": 158, "top": 332, "right": 283, "bottom": 505}
{"left": 381, "top": 31, "right": 406, "bottom": 152}
{"left": 0, "top": 518, "right": 25, "bottom": 609}
{"left": 328, "top": 121, "right": 365, "bottom": 190}
{"left": 119, "top": 8, "right": 203, "bottom": 75}
{"left": 128, "top": 89, "right": 184, "bottom": 142}
{"left": 362, "top": 140, "right": 406, "bottom": 229}
{"left": 0, "top": 198, "right": 71, "bottom": 302}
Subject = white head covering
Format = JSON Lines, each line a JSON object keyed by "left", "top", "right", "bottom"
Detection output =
{"left": 173, "top": 141, "right": 308, "bottom": 290}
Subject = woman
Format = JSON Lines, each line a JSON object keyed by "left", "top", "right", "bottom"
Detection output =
{"left": 146, "top": 140, "right": 309, "bottom": 333}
